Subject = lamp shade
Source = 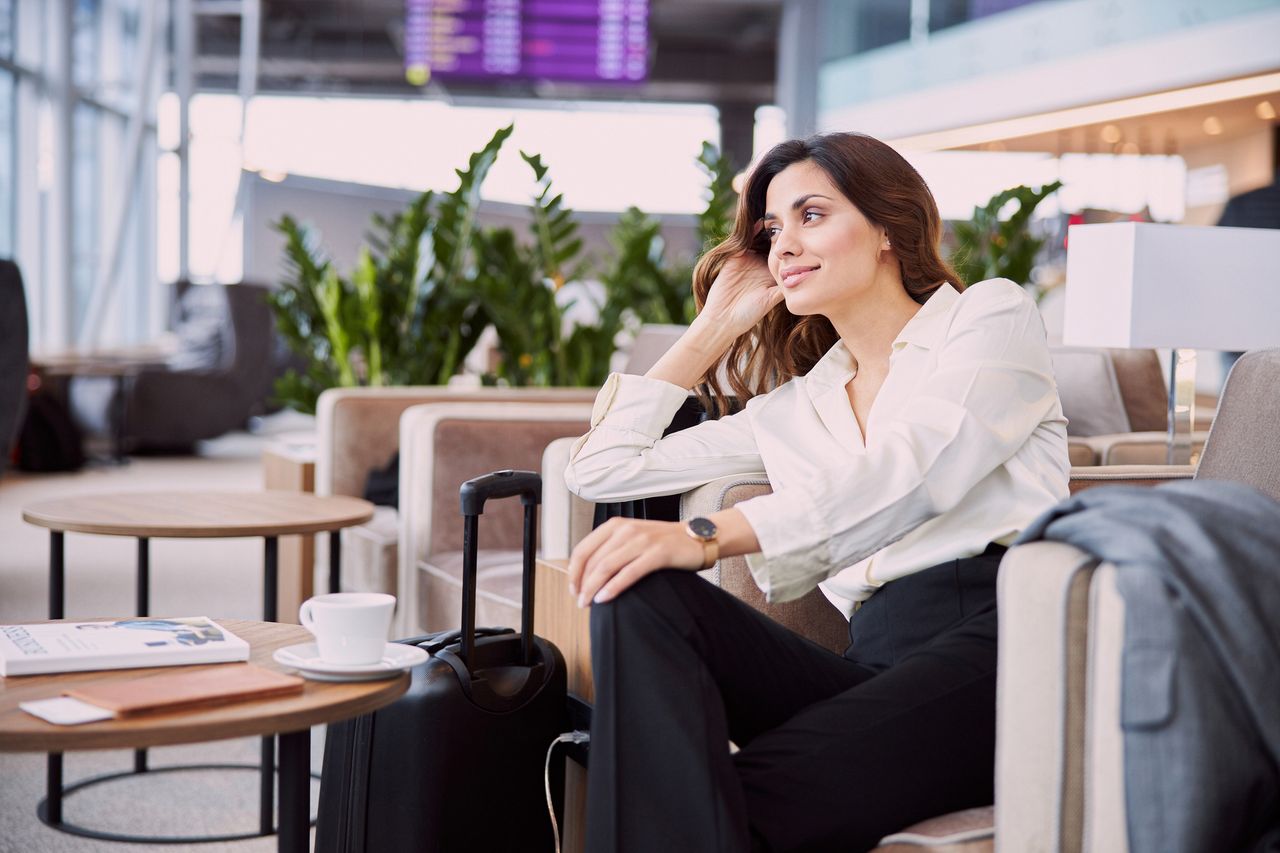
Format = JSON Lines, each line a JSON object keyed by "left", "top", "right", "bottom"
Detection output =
{"left": 1063, "top": 222, "right": 1280, "bottom": 350}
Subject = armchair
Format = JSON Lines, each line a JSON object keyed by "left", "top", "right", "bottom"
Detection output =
{"left": 998, "top": 348, "right": 1280, "bottom": 853}
{"left": 537, "top": 351, "right": 1274, "bottom": 850}
{"left": 540, "top": 436, "right": 997, "bottom": 850}
{"left": 316, "top": 386, "right": 595, "bottom": 604}
{"left": 1049, "top": 345, "right": 1212, "bottom": 466}
{"left": 396, "top": 401, "right": 593, "bottom": 637}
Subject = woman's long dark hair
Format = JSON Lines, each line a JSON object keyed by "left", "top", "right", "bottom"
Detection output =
{"left": 692, "top": 132, "right": 963, "bottom": 416}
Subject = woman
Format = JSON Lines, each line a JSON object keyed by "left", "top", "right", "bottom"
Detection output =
{"left": 564, "top": 133, "right": 1069, "bottom": 852}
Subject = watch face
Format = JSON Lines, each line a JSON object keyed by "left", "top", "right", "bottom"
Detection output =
{"left": 687, "top": 517, "right": 717, "bottom": 540}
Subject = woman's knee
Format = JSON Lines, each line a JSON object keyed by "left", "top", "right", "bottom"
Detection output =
{"left": 588, "top": 569, "right": 692, "bottom": 642}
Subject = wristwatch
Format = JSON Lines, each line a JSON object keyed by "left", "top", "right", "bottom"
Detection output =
{"left": 684, "top": 516, "right": 720, "bottom": 570}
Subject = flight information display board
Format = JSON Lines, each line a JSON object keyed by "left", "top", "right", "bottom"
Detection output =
{"left": 404, "top": 0, "right": 649, "bottom": 85}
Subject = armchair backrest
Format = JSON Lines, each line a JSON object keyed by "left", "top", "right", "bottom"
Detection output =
{"left": 1195, "top": 348, "right": 1280, "bottom": 502}
{"left": 1048, "top": 346, "right": 1132, "bottom": 436}
{"left": 316, "top": 386, "right": 596, "bottom": 499}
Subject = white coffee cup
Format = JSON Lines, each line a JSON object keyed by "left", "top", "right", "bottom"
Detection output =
{"left": 298, "top": 592, "right": 395, "bottom": 666}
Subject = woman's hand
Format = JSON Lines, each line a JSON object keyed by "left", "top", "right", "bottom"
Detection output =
{"left": 567, "top": 518, "right": 704, "bottom": 608}
{"left": 698, "top": 251, "right": 784, "bottom": 339}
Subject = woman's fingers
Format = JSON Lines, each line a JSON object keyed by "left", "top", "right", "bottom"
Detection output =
{"left": 567, "top": 516, "right": 624, "bottom": 596}
{"left": 569, "top": 519, "right": 706, "bottom": 607}
{"left": 591, "top": 557, "right": 658, "bottom": 604}
{"left": 577, "top": 537, "right": 649, "bottom": 608}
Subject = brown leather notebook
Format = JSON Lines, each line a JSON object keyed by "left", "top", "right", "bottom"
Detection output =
{"left": 64, "top": 663, "right": 304, "bottom": 717}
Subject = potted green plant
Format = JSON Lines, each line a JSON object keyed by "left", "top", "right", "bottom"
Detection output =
{"left": 951, "top": 180, "right": 1063, "bottom": 298}
{"left": 267, "top": 125, "right": 513, "bottom": 412}
{"left": 473, "top": 141, "right": 737, "bottom": 387}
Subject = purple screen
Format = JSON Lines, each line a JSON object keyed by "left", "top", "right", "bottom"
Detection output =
{"left": 404, "top": 0, "right": 649, "bottom": 85}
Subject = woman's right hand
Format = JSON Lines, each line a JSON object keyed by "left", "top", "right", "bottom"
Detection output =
{"left": 698, "top": 251, "right": 784, "bottom": 339}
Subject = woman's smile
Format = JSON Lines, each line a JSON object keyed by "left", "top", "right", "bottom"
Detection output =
{"left": 780, "top": 265, "right": 819, "bottom": 288}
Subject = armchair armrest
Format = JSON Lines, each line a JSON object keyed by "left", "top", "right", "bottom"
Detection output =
{"left": 995, "top": 541, "right": 1102, "bottom": 853}
{"left": 1081, "top": 430, "right": 1210, "bottom": 466}
{"left": 681, "top": 475, "right": 851, "bottom": 654}
{"left": 542, "top": 436, "right": 596, "bottom": 561}
{"left": 1068, "top": 464, "right": 1196, "bottom": 494}
{"left": 397, "top": 401, "right": 592, "bottom": 635}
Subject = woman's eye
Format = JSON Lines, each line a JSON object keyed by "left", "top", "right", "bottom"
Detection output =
{"left": 765, "top": 225, "right": 781, "bottom": 239}
{"left": 803, "top": 210, "right": 822, "bottom": 223}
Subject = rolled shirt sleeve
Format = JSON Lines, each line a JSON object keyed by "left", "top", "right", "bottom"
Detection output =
{"left": 565, "top": 372, "right": 766, "bottom": 502}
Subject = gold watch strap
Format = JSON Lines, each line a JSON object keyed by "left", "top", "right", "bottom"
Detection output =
{"left": 701, "top": 538, "right": 719, "bottom": 570}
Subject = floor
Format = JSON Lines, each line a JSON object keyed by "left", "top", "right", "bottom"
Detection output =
{"left": 0, "top": 413, "right": 330, "bottom": 853}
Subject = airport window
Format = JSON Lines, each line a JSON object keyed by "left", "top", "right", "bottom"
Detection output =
{"left": 820, "top": 0, "right": 911, "bottom": 63}
{"left": 0, "top": 0, "right": 12, "bottom": 59}
{"left": 72, "top": 0, "right": 100, "bottom": 91}
{"left": 0, "top": 71, "right": 12, "bottom": 257}
{"left": 71, "top": 103, "right": 100, "bottom": 332}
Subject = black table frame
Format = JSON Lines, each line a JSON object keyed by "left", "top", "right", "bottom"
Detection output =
{"left": 41, "top": 528, "right": 344, "bottom": 852}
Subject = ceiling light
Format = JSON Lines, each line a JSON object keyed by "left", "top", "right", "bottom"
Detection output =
{"left": 1202, "top": 116, "right": 1223, "bottom": 136}
{"left": 1258, "top": 100, "right": 1277, "bottom": 120}
{"left": 1119, "top": 141, "right": 1140, "bottom": 155}
{"left": 889, "top": 71, "right": 1280, "bottom": 150}
{"left": 1100, "top": 124, "right": 1122, "bottom": 144}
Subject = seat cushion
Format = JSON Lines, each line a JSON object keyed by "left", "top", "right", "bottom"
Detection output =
{"left": 872, "top": 806, "right": 994, "bottom": 851}
{"left": 418, "top": 549, "right": 524, "bottom": 633}
{"left": 340, "top": 505, "right": 399, "bottom": 596}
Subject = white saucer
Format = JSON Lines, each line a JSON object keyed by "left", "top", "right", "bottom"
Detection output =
{"left": 272, "top": 642, "right": 428, "bottom": 682}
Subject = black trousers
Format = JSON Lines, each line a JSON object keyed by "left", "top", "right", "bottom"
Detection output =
{"left": 585, "top": 547, "right": 1005, "bottom": 853}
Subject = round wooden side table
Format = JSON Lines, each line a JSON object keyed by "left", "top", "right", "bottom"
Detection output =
{"left": 0, "top": 619, "right": 407, "bottom": 852}
{"left": 20, "top": 491, "right": 376, "bottom": 840}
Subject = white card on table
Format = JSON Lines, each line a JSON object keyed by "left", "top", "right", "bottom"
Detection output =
{"left": 19, "top": 696, "right": 114, "bottom": 725}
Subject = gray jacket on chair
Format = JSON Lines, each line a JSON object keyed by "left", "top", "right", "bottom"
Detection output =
{"left": 1017, "top": 480, "right": 1280, "bottom": 853}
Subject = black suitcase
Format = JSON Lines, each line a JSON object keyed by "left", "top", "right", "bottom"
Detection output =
{"left": 316, "top": 469, "right": 569, "bottom": 853}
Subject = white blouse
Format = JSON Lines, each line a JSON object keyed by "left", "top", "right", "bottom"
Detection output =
{"left": 564, "top": 279, "right": 1071, "bottom": 615}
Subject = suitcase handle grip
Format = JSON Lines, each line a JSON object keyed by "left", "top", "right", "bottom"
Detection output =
{"left": 459, "top": 469, "right": 541, "bottom": 515}
{"left": 458, "top": 470, "right": 541, "bottom": 666}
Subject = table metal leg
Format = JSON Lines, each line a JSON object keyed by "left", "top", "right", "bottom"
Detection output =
{"left": 46, "top": 753, "right": 62, "bottom": 825}
{"left": 135, "top": 536, "right": 150, "bottom": 773}
{"left": 264, "top": 536, "right": 278, "bottom": 622}
{"left": 329, "top": 530, "right": 341, "bottom": 593}
{"left": 50, "top": 532, "right": 64, "bottom": 620}
{"left": 262, "top": 535, "right": 279, "bottom": 837}
{"left": 136, "top": 537, "right": 150, "bottom": 616}
{"left": 47, "top": 531, "right": 65, "bottom": 824}
{"left": 260, "top": 735, "right": 275, "bottom": 836}
{"left": 276, "top": 730, "right": 309, "bottom": 853}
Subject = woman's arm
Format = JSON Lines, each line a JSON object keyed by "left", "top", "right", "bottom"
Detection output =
{"left": 565, "top": 252, "right": 784, "bottom": 502}
{"left": 565, "top": 252, "right": 783, "bottom": 604}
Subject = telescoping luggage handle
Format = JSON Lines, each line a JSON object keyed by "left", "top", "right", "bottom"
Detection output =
{"left": 458, "top": 469, "right": 541, "bottom": 667}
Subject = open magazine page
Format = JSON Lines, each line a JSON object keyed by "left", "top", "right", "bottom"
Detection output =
{"left": 0, "top": 617, "right": 250, "bottom": 676}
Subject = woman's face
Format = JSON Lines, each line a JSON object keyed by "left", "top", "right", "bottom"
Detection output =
{"left": 761, "top": 159, "right": 889, "bottom": 317}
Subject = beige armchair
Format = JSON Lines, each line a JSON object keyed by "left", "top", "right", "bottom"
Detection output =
{"left": 536, "top": 342, "right": 1271, "bottom": 851}
{"left": 315, "top": 386, "right": 596, "bottom": 605}
{"left": 1049, "top": 346, "right": 1213, "bottom": 466}
{"left": 999, "top": 348, "right": 1280, "bottom": 853}
{"left": 396, "top": 401, "right": 593, "bottom": 637}
{"left": 541, "top": 436, "right": 995, "bottom": 849}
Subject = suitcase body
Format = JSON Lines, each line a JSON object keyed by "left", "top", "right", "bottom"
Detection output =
{"left": 317, "top": 470, "right": 568, "bottom": 853}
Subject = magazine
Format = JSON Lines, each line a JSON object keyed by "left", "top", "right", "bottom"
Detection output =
{"left": 0, "top": 617, "right": 250, "bottom": 676}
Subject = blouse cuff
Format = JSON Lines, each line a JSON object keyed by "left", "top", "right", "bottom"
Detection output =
{"left": 589, "top": 372, "right": 690, "bottom": 436}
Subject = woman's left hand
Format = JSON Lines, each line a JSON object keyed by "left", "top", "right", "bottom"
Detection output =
{"left": 567, "top": 517, "right": 704, "bottom": 608}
